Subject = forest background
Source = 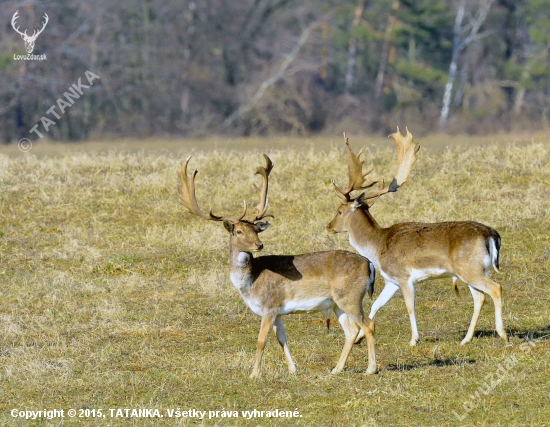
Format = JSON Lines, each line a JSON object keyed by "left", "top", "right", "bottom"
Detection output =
{"left": 1, "top": 0, "right": 549, "bottom": 143}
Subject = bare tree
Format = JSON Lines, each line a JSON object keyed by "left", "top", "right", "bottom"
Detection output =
{"left": 439, "top": 0, "right": 496, "bottom": 132}
{"left": 221, "top": 20, "right": 318, "bottom": 130}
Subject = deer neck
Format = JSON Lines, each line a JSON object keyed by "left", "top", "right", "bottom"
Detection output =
{"left": 348, "top": 208, "right": 386, "bottom": 268}
{"left": 228, "top": 246, "right": 255, "bottom": 295}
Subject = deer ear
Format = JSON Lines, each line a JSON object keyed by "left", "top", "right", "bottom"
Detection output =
{"left": 255, "top": 221, "right": 271, "bottom": 232}
{"left": 223, "top": 220, "right": 234, "bottom": 233}
{"left": 351, "top": 193, "right": 365, "bottom": 211}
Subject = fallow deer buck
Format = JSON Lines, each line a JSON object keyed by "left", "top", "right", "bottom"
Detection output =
{"left": 178, "top": 154, "right": 377, "bottom": 378}
{"left": 327, "top": 128, "right": 507, "bottom": 346}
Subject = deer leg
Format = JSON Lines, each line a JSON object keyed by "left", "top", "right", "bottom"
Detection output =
{"left": 331, "top": 309, "right": 359, "bottom": 374}
{"left": 485, "top": 279, "right": 507, "bottom": 341}
{"left": 493, "top": 289, "right": 507, "bottom": 341}
{"left": 401, "top": 280, "right": 420, "bottom": 346}
{"left": 461, "top": 277, "right": 507, "bottom": 343}
{"left": 250, "top": 314, "right": 276, "bottom": 378}
{"left": 368, "top": 280, "right": 400, "bottom": 319}
{"left": 354, "top": 280, "right": 399, "bottom": 343}
{"left": 273, "top": 316, "right": 296, "bottom": 375}
{"left": 360, "top": 316, "right": 377, "bottom": 375}
{"left": 460, "top": 285, "right": 486, "bottom": 345}
{"left": 346, "top": 313, "right": 377, "bottom": 375}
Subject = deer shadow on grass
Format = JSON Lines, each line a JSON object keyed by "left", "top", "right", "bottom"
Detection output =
{"left": 383, "top": 356, "right": 477, "bottom": 372}
{"left": 343, "top": 326, "right": 550, "bottom": 374}
{"left": 465, "top": 325, "right": 550, "bottom": 341}
{"left": 339, "top": 359, "right": 475, "bottom": 373}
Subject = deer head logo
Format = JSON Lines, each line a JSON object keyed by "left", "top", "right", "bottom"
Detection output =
{"left": 11, "top": 10, "right": 49, "bottom": 54}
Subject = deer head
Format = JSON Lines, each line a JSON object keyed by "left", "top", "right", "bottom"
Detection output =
{"left": 332, "top": 127, "right": 420, "bottom": 206}
{"left": 178, "top": 154, "right": 274, "bottom": 252}
{"left": 12, "top": 10, "right": 49, "bottom": 54}
{"left": 328, "top": 127, "right": 419, "bottom": 233}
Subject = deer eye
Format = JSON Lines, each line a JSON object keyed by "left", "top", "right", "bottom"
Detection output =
{"left": 236, "top": 230, "right": 243, "bottom": 235}
{"left": 338, "top": 211, "right": 342, "bottom": 216}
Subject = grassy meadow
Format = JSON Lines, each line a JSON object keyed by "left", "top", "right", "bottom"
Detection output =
{"left": 0, "top": 135, "right": 549, "bottom": 426}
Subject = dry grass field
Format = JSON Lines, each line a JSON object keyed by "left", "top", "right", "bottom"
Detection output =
{"left": 0, "top": 135, "right": 549, "bottom": 426}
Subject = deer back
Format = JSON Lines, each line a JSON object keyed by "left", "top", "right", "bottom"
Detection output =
{"left": 243, "top": 251, "right": 374, "bottom": 315}
{"left": 375, "top": 220, "right": 500, "bottom": 278}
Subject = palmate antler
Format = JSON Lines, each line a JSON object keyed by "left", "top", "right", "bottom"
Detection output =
{"left": 178, "top": 155, "right": 273, "bottom": 223}
{"left": 252, "top": 154, "right": 274, "bottom": 221}
{"left": 332, "top": 133, "right": 376, "bottom": 202}
{"left": 332, "top": 127, "right": 420, "bottom": 203}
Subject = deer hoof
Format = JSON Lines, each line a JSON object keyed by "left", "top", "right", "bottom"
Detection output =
{"left": 460, "top": 337, "right": 471, "bottom": 346}
{"left": 365, "top": 366, "right": 378, "bottom": 375}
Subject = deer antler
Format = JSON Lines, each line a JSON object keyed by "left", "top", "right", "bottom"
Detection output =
{"left": 332, "top": 133, "right": 377, "bottom": 202}
{"left": 365, "top": 126, "right": 420, "bottom": 200}
{"left": 178, "top": 156, "right": 247, "bottom": 223}
{"left": 252, "top": 154, "right": 274, "bottom": 221}
{"left": 332, "top": 128, "right": 419, "bottom": 203}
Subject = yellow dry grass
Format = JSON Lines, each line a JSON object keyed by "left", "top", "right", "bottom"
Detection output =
{"left": 0, "top": 135, "right": 549, "bottom": 426}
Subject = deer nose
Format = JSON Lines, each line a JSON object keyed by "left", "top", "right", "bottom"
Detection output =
{"left": 255, "top": 242, "right": 263, "bottom": 250}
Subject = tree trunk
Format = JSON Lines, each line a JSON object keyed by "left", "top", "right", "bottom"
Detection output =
{"left": 320, "top": 23, "right": 329, "bottom": 82}
{"left": 221, "top": 22, "right": 316, "bottom": 130}
{"left": 439, "top": 0, "right": 465, "bottom": 132}
{"left": 345, "top": 0, "right": 367, "bottom": 92}
{"left": 375, "top": 1, "right": 399, "bottom": 99}
{"left": 514, "top": 41, "right": 533, "bottom": 114}
{"left": 440, "top": 0, "right": 495, "bottom": 132}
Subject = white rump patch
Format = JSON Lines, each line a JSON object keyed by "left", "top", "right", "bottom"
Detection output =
{"left": 483, "top": 254, "right": 491, "bottom": 272}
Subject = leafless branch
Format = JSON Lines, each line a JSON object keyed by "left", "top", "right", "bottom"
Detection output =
{"left": 221, "top": 20, "right": 319, "bottom": 130}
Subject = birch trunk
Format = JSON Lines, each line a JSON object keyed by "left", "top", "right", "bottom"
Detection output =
{"left": 440, "top": 0, "right": 495, "bottom": 131}
{"left": 439, "top": 0, "right": 465, "bottom": 132}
